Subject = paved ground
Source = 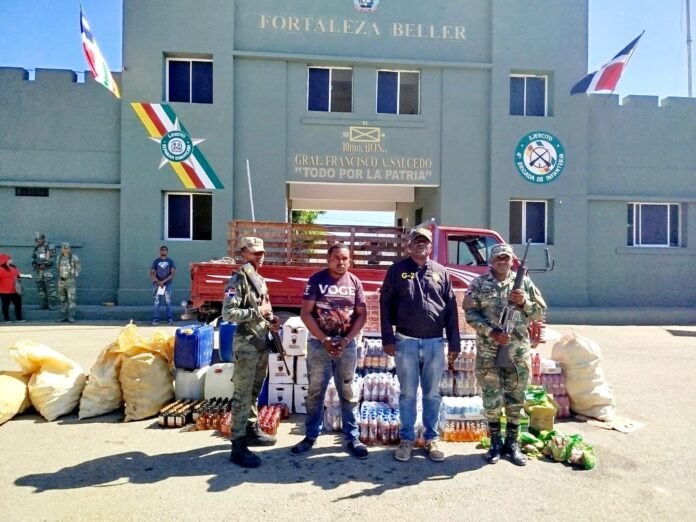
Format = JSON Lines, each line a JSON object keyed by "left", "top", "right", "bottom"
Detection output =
{"left": 0, "top": 321, "right": 695, "bottom": 521}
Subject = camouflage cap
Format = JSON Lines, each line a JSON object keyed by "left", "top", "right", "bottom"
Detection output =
{"left": 240, "top": 236, "right": 265, "bottom": 253}
{"left": 33, "top": 232, "right": 45, "bottom": 241}
{"left": 61, "top": 242, "right": 71, "bottom": 249}
{"left": 409, "top": 227, "right": 432, "bottom": 243}
{"left": 490, "top": 243, "right": 515, "bottom": 259}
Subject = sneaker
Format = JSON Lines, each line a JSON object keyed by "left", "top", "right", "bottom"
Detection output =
{"left": 424, "top": 440, "right": 445, "bottom": 462}
{"left": 394, "top": 440, "right": 414, "bottom": 462}
{"left": 347, "top": 440, "right": 369, "bottom": 460}
{"left": 290, "top": 437, "right": 315, "bottom": 456}
{"left": 3, "top": 321, "right": 11, "bottom": 324}
{"left": 17, "top": 319, "right": 26, "bottom": 323}
{"left": 151, "top": 320, "right": 159, "bottom": 326}
{"left": 167, "top": 319, "right": 174, "bottom": 325}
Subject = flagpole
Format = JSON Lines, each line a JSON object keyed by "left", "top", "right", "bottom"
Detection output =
{"left": 687, "top": 0, "right": 693, "bottom": 97}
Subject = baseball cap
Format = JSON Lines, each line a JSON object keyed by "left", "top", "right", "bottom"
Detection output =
{"left": 409, "top": 227, "right": 432, "bottom": 243}
{"left": 240, "top": 237, "right": 266, "bottom": 253}
{"left": 490, "top": 244, "right": 515, "bottom": 259}
{"left": 0, "top": 253, "right": 9, "bottom": 265}
{"left": 61, "top": 242, "right": 71, "bottom": 249}
{"left": 34, "top": 232, "right": 45, "bottom": 241}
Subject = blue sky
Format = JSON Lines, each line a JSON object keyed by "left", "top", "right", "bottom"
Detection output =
{"left": 0, "top": 0, "right": 691, "bottom": 225}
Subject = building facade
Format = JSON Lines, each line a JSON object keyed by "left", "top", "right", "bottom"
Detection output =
{"left": 1, "top": 0, "right": 695, "bottom": 309}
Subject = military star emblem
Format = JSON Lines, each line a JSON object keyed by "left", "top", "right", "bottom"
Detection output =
{"left": 149, "top": 118, "right": 205, "bottom": 169}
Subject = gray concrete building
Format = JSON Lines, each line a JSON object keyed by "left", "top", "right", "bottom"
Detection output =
{"left": 1, "top": 0, "right": 694, "bottom": 311}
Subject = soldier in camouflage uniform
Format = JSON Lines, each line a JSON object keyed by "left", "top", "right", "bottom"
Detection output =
{"left": 31, "top": 232, "right": 58, "bottom": 309}
{"left": 464, "top": 243, "right": 546, "bottom": 466}
{"left": 223, "top": 236, "right": 279, "bottom": 468}
{"left": 55, "top": 243, "right": 81, "bottom": 323}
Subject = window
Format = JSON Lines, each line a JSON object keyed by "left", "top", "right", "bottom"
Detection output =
{"left": 165, "top": 193, "right": 212, "bottom": 240}
{"left": 377, "top": 70, "right": 420, "bottom": 114}
{"left": 447, "top": 235, "right": 499, "bottom": 266}
{"left": 307, "top": 67, "right": 352, "bottom": 112}
{"left": 16, "top": 187, "right": 49, "bottom": 197}
{"left": 166, "top": 58, "right": 213, "bottom": 103}
{"left": 510, "top": 74, "right": 547, "bottom": 116}
{"left": 509, "top": 200, "right": 547, "bottom": 244}
{"left": 628, "top": 203, "right": 681, "bottom": 247}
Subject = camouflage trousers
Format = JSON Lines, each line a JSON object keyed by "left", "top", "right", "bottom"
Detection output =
{"left": 231, "top": 338, "right": 269, "bottom": 440}
{"left": 475, "top": 343, "right": 531, "bottom": 424}
{"left": 58, "top": 278, "right": 77, "bottom": 319}
{"left": 34, "top": 269, "right": 57, "bottom": 309}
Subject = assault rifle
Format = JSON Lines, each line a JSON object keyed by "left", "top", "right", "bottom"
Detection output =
{"left": 494, "top": 241, "right": 530, "bottom": 368}
{"left": 241, "top": 264, "right": 291, "bottom": 375}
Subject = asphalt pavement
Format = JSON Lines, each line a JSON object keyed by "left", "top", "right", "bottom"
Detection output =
{"left": 0, "top": 321, "right": 695, "bottom": 521}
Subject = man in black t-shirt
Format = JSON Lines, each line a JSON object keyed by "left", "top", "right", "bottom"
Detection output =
{"left": 290, "top": 243, "right": 369, "bottom": 459}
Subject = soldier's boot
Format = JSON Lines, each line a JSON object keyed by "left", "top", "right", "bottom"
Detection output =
{"left": 246, "top": 421, "right": 277, "bottom": 446}
{"left": 484, "top": 422, "right": 503, "bottom": 464}
{"left": 230, "top": 437, "right": 262, "bottom": 468}
{"left": 502, "top": 423, "right": 527, "bottom": 466}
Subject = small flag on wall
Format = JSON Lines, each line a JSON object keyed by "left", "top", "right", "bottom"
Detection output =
{"left": 570, "top": 31, "right": 644, "bottom": 95}
{"left": 131, "top": 102, "right": 224, "bottom": 190}
{"left": 80, "top": 5, "right": 121, "bottom": 98}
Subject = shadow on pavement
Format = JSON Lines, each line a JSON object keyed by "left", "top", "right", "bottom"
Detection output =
{"left": 15, "top": 437, "right": 487, "bottom": 499}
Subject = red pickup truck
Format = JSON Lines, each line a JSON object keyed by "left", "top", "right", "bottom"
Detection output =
{"left": 185, "top": 220, "right": 550, "bottom": 341}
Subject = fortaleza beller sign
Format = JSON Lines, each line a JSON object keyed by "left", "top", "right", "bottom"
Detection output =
{"left": 514, "top": 131, "right": 565, "bottom": 184}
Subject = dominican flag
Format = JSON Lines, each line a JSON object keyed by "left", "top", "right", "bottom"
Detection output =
{"left": 570, "top": 31, "right": 644, "bottom": 95}
{"left": 80, "top": 6, "right": 120, "bottom": 98}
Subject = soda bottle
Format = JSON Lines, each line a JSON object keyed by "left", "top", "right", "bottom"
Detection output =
{"left": 368, "top": 415, "right": 378, "bottom": 445}
{"left": 532, "top": 352, "right": 541, "bottom": 378}
{"left": 359, "top": 414, "right": 369, "bottom": 444}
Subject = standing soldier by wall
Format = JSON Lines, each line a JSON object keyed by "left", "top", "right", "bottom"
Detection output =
{"left": 223, "top": 237, "right": 279, "bottom": 468}
{"left": 31, "top": 232, "right": 57, "bottom": 310}
{"left": 464, "top": 243, "right": 547, "bottom": 467}
{"left": 55, "top": 243, "right": 81, "bottom": 323}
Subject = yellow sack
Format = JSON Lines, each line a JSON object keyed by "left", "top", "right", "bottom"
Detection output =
{"left": 0, "top": 371, "right": 31, "bottom": 425}
{"left": 9, "top": 340, "right": 86, "bottom": 422}
{"left": 120, "top": 352, "right": 173, "bottom": 422}
{"left": 78, "top": 342, "right": 124, "bottom": 420}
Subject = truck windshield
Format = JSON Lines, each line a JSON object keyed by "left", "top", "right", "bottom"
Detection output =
{"left": 447, "top": 235, "right": 498, "bottom": 266}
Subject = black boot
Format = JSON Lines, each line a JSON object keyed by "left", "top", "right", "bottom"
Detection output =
{"left": 230, "top": 437, "right": 262, "bottom": 468}
{"left": 502, "top": 423, "right": 527, "bottom": 466}
{"left": 246, "top": 422, "right": 277, "bottom": 446}
{"left": 485, "top": 422, "right": 502, "bottom": 464}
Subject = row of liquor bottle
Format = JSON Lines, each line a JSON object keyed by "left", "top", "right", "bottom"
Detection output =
{"left": 441, "top": 420, "right": 488, "bottom": 442}
{"left": 357, "top": 339, "right": 394, "bottom": 374}
{"left": 358, "top": 402, "right": 401, "bottom": 446}
{"left": 158, "top": 397, "right": 230, "bottom": 429}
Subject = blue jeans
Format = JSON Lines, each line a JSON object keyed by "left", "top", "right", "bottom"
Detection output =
{"left": 304, "top": 339, "right": 359, "bottom": 442}
{"left": 152, "top": 285, "right": 173, "bottom": 322}
{"left": 394, "top": 333, "right": 446, "bottom": 443}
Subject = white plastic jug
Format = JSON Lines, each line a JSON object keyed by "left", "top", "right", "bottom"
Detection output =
{"left": 204, "top": 363, "right": 235, "bottom": 399}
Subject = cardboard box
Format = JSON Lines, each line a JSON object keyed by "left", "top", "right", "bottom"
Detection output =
{"left": 267, "top": 383, "right": 294, "bottom": 410}
{"left": 295, "top": 355, "right": 309, "bottom": 385}
{"left": 529, "top": 396, "right": 559, "bottom": 432}
{"left": 294, "top": 384, "right": 309, "bottom": 414}
{"left": 268, "top": 354, "right": 294, "bottom": 383}
{"left": 282, "top": 316, "right": 308, "bottom": 356}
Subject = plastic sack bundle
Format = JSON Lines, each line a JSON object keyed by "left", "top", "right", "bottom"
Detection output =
{"left": 9, "top": 341, "right": 86, "bottom": 421}
{"left": 78, "top": 342, "right": 124, "bottom": 419}
{"left": 115, "top": 326, "right": 175, "bottom": 422}
{"left": 551, "top": 333, "right": 615, "bottom": 421}
{"left": 0, "top": 371, "right": 31, "bottom": 425}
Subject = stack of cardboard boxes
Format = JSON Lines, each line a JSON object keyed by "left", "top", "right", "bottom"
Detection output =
{"left": 267, "top": 316, "right": 309, "bottom": 413}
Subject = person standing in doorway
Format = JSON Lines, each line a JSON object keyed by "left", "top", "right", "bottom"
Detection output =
{"left": 380, "top": 227, "right": 460, "bottom": 463}
{"left": 150, "top": 246, "right": 176, "bottom": 325}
